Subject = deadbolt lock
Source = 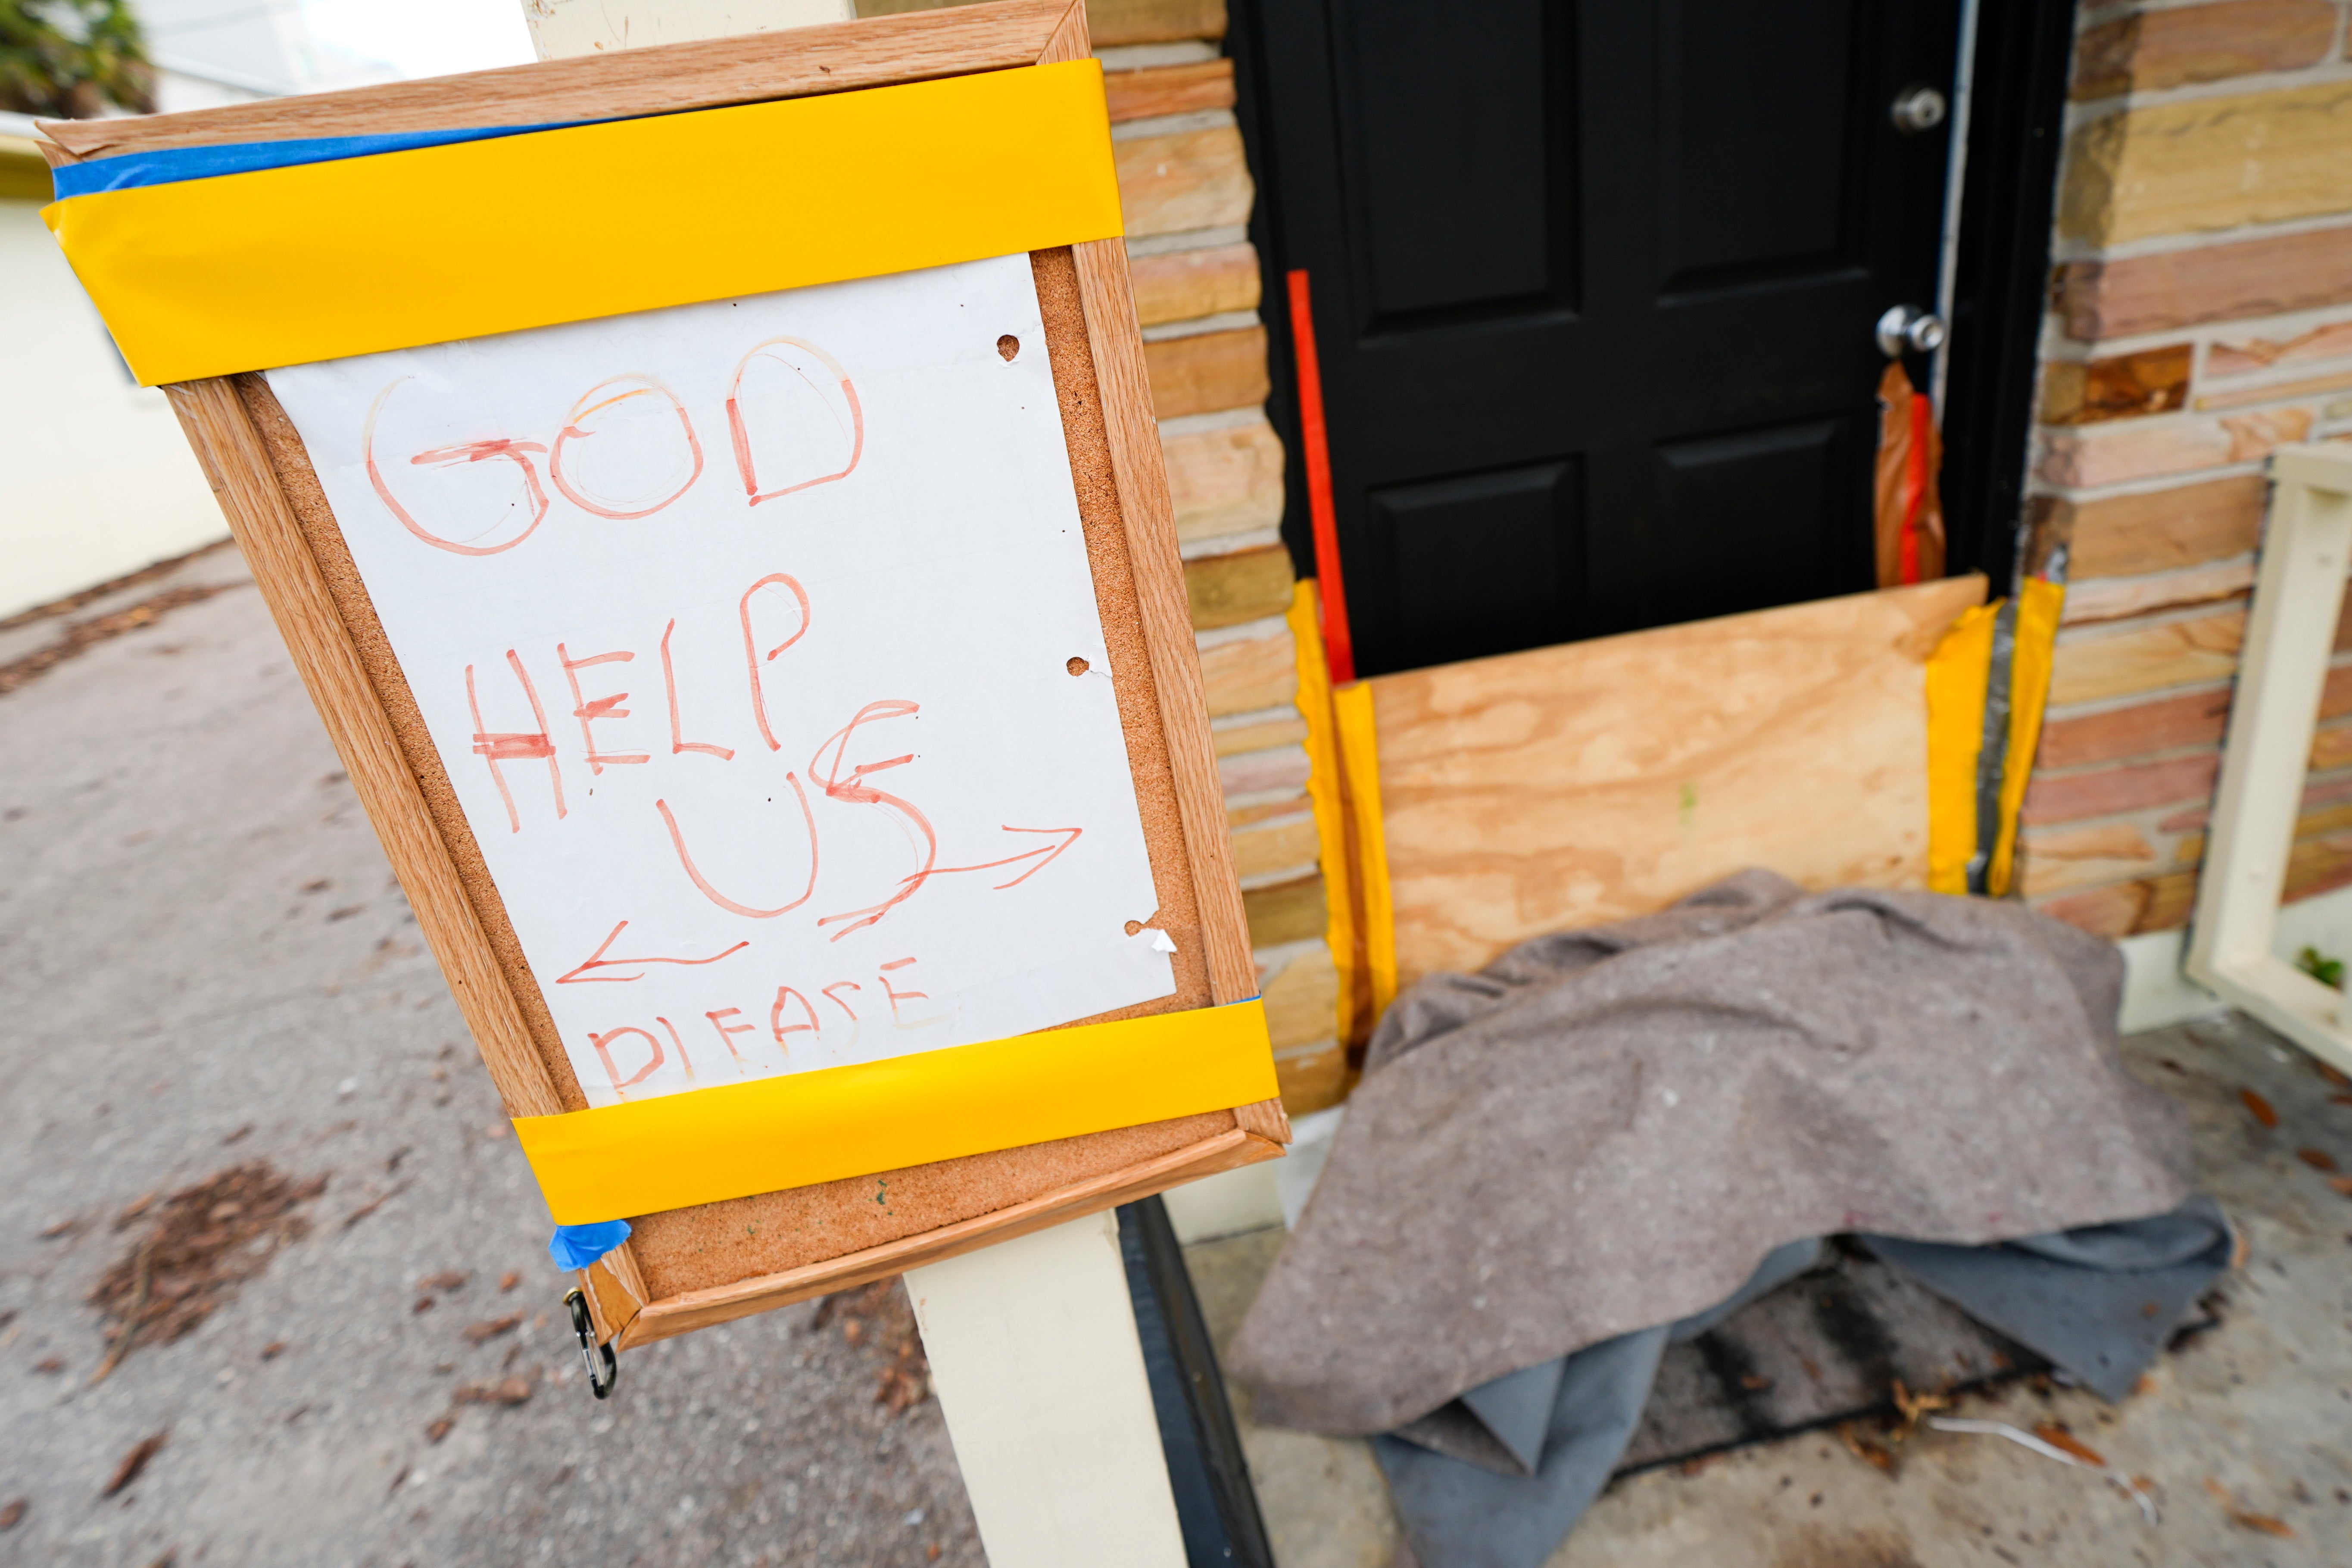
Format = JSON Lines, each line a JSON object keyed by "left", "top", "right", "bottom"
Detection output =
{"left": 1890, "top": 84, "right": 1948, "bottom": 135}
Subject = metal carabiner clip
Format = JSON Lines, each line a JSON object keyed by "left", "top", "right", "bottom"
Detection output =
{"left": 564, "top": 1287, "right": 618, "bottom": 1401}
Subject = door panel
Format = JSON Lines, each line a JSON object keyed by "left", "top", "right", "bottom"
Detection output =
{"left": 1649, "top": 415, "right": 1863, "bottom": 626}
{"left": 1659, "top": 0, "right": 1859, "bottom": 289}
{"left": 1373, "top": 458, "right": 1580, "bottom": 668}
{"left": 1250, "top": 0, "right": 1957, "bottom": 676}
{"left": 1344, "top": 0, "right": 1560, "bottom": 321}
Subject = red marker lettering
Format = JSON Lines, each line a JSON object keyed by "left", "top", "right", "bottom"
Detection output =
{"left": 661, "top": 618, "right": 733, "bottom": 760}
{"left": 466, "top": 650, "right": 565, "bottom": 832}
{"left": 589, "top": 1024, "right": 664, "bottom": 1096}
{"left": 558, "top": 644, "right": 650, "bottom": 775}
{"left": 705, "top": 1007, "right": 756, "bottom": 1064}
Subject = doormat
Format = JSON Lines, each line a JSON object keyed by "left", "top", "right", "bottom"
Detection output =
{"left": 1616, "top": 1240, "right": 2043, "bottom": 1473}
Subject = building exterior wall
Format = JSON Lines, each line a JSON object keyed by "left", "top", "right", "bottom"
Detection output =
{"left": 0, "top": 52, "right": 320, "bottom": 623}
{"left": 0, "top": 169, "right": 227, "bottom": 622}
{"left": 2014, "top": 0, "right": 2352, "bottom": 938}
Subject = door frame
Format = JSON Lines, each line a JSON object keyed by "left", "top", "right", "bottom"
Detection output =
{"left": 1227, "top": 0, "right": 2079, "bottom": 614}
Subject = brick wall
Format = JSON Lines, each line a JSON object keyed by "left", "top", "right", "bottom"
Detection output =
{"left": 861, "top": 0, "right": 1345, "bottom": 1111}
{"left": 2016, "top": 0, "right": 2352, "bottom": 938}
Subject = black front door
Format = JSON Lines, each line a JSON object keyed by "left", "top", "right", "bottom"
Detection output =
{"left": 1239, "top": 0, "right": 1959, "bottom": 676}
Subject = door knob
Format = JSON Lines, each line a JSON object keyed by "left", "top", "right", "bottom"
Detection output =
{"left": 1876, "top": 304, "right": 1946, "bottom": 358}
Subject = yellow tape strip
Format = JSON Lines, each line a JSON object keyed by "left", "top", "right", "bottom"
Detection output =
{"left": 1332, "top": 681, "right": 1397, "bottom": 1024}
{"left": 513, "top": 998, "right": 1276, "bottom": 1225}
{"left": 45, "top": 61, "right": 1122, "bottom": 386}
{"left": 1925, "top": 602, "right": 1998, "bottom": 895}
{"left": 1924, "top": 578, "right": 2068, "bottom": 897}
{"left": 1990, "top": 577, "right": 2065, "bottom": 897}
{"left": 1288, "top": 581, "right": 1357, "bottom": 1045}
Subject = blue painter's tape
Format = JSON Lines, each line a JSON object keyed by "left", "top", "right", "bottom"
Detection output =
{"left": 49, "top": 122, "right": 589, "bottom": 198}
{"left": 549, "top": 1219, "right": 633, "bottom": 1271}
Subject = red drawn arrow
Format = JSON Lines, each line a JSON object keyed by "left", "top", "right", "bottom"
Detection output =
{"left": 556, "top": 919, "right": 750, "bottom": 985}
{"left": 902, "top": 825, "right": 1083, "bottom": 893}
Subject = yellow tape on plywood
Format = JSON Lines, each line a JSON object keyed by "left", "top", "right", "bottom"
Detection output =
{"left": 1332, "top": 680, "right": 1396, "bottom": 1024}
{"left": 1926, "top": 603, "right": 1998, "bottom": 895}
{"left": 1991, "top": 578, "right": 2065, "bottom": 897}
{"left": 1925, "top": 578, "right": 2065, "bottom": 897}
{"left": 1288, "top": 581, "right": 1358, "bottom": 1045}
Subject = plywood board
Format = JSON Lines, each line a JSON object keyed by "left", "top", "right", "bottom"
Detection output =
{"left": 91, "top": 0, "right": 1284, "bottom": 1347}
{"left": 1370, "top": 577, "right": 1985, "bottom": 991}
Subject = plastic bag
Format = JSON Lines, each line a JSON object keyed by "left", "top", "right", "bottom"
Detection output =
{"left": 1874, "top": 361, "right": 1946, "bottom": 587}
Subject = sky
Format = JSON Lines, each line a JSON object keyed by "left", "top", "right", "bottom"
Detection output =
{"left": 137, "top": 0, "right": 537, "bottom": 88}
{"left": 296, "top": 0, "right": 536, "bottom": 78}
{"left": 298, "top": 0, "right": 536, "bottom": 79}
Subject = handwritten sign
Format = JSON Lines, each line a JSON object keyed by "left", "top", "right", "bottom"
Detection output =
{"left": 269, "top": 255, "right": 1171, "bottom": 1107}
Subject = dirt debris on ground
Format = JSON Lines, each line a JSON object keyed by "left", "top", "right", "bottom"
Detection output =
{"left": 811, "top": 1278, "right": 935, "bottom": 1417}
{"left": 87, "top": 1162, "right": 326, "bottom": 1382}
{"left": 0, "top": 582, "right": 246, "bottom": 697}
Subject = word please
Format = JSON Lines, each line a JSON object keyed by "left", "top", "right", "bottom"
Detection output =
{"left": 577, "top": 946, "right": 944, "bottom": 1095}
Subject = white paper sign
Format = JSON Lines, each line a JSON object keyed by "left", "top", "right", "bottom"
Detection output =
{"left": 268, "top": 255, "right": 1172, "bottom": 1108}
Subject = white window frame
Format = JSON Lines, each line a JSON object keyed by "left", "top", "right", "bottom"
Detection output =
{"left": 2186, "top": 443, "right": 2352, "bottom": 1076}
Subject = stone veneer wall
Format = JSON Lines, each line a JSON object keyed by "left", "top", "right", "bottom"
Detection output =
{"left": 2015, "top": 0, "right": 2352, "bottom": 938}
{"left": 861, "top": 0, "right": 1346, "bottom": 1111}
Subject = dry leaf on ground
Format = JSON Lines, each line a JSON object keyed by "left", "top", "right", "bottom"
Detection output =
{"left": 463, "top": 1315, "right": 523, "bottom": 1345}
{"left": 453, "top": 1375, "right": 532, "bottom": 1406}
{"left": 2032, "top": 1424, "right": 2106, "bottom": 1467}
{"left": 102, "top": 1431, "right": 168, "bottom": 1497}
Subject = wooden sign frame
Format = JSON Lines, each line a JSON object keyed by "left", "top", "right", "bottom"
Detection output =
{"left": 44, "top": 0, "right": 1286, "bottom": 1348}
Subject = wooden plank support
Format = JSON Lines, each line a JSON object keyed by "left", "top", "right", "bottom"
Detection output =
{"left": 906, "top": 1210, "right": 1188, "bottom": 1568}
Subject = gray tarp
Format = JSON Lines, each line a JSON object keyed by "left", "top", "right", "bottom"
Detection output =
{"left": 1226, "top": 871, "right": 2197, "bottom": 1437}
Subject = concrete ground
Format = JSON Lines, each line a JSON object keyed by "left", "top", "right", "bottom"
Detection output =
{"left": 1186, "top": 1011, "right": 2352, "bottom": 1568}
{"left": 0, "top": 547, "right": 981, "bottom": 1567}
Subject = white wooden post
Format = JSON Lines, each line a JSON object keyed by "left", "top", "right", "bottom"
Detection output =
{"left": 519, "top": 6, "right": 1195, "bottom": 1562}
{"left": 907, "top": 1211, "right": 1189, "bottom": 1566}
